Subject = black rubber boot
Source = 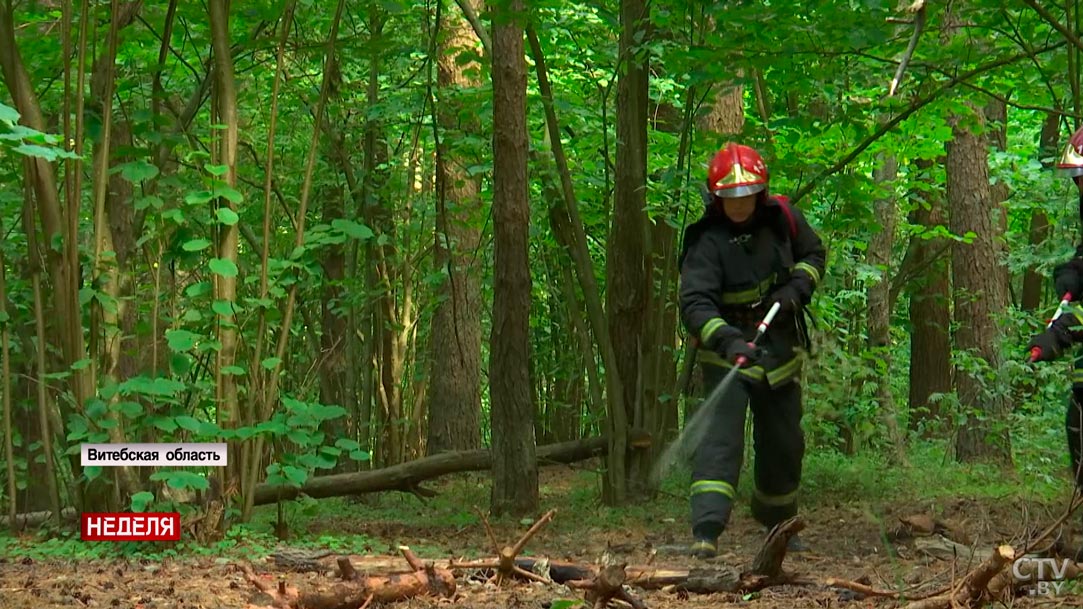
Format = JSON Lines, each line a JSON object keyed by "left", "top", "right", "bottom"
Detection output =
{"left": 690, "top": 522, "right": 721, "bottom": 559}
{"left": 690, "top": 538, "right": 718, "bottom": 559}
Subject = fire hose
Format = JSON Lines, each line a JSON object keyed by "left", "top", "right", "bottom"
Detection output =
{"left": 651, "top": 301, "right": 782, "bottom": 485}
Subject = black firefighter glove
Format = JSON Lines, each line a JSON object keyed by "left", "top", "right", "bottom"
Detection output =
{"left": 705, "top": 324, "right": 761, "bottom": 366}
{"left": 1054, "top": 258, "right": 1083, "bottom": 301}
{"left": 1028, "top": 324, "right": 1072, "bottom": 363}
{"left": 770, "top": 273, "right": 814, "bottom": 313}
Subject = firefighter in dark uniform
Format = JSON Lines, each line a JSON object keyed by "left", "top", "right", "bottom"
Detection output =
{"left": 678, "top": 142, "right": 827, "bottom": 559}
{"left": 1031, "top": 125, "right": 1083, "bottom": 561}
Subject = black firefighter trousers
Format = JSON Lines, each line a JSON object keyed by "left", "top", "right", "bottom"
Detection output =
{"left": 690, "top": 364, "right": 804, "bottom": 541}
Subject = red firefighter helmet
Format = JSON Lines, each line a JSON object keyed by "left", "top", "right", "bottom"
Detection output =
{"left": 1057, "top": 126, "right": 1083, "bottom": 178}
{"left": 707, "top": 143, "right": 768, "bottom": 198}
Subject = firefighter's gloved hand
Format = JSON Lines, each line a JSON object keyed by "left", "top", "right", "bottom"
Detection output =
{"left": 705, "top": 325, "right": 759, "bottom": 366}
{"left": 1054, "top": 258, "right": 1083, "bottom": 301}
{"left": 725, "top": 340, "right": 761, "bottom": 366}
{"left": 1028, "top": 327, "right": 1070, "bottom": 362}
{"left": 770, "top": 274, "right": 813, "bottom": 312}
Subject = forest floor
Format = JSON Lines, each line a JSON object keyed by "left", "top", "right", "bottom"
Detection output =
{"left": 2, "top": 445, "right": 1083, "bottom": 608}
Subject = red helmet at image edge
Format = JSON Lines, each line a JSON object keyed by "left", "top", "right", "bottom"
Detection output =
{"left": 1057, "top": 126, "right": 1083, "bottom": 178}
{"left": 707, "top": 143, "right": 768, "bottom": 198}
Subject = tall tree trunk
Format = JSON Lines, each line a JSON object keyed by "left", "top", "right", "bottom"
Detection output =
{"left": 354, "top": 3, "right": 386, "bottom": 465}
{"left": 89, "top": 2, "right": 141, "bottom": 503}
{"left": 0, "top": 247, "right": 13, "bottom": 526}
{"left": 607, "top": 0, "right": 650, "bottom": 503}
{"left": 697, "top": 77, "right": 744, "bottom": 137}
{"left": 1022, "top": 112, "right": 1060, "bottom": 312}
{"left": 320, "top": 179, "right": 349, "bottom": 457}
{"left": 208, "top": 0, "right": 241, "bottom": 519}
{"left": 0, "top": 0, "right": 90, "bottom": 510}
{"left": 983, "top": 98, "right": 1011, "bottom": 303}
{"left": 428, "top": 0, "right": 484, "bottom": 455}
{"left": 868, "top": 155, "right": 905, "bottom": 461}
{"left": 946, "top": 106, "right": 1012, "bottom": 463}
{"left": 490, "top": 0, "right": 537, "bottom": 516}
{"left": 907, "top": 160, "right": 953, "bottom": 436}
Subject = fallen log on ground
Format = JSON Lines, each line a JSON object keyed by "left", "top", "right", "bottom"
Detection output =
{"left": 245, "top": 546, "right": 456, "bottom": 609}
{"left": 254, "top": 436, "right": 608, "bottom": 505}
{"left": 567, "top": 563, "right": 647, "bottom": 609}
{"left": 290, "top": 517, "right": 805, "bottom": 596}
{"left": 903, "top": 544, "right": 1016, "bottom": 609}
{"left": 0, "top": 507, "right": 79, "bottom": 528}
{"left": 449, "top": 508, "right": 557, "bottom": 584}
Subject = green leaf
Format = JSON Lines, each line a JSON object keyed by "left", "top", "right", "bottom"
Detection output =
{"left": 70, "top": 358, "right": 92, "bottom": 371}
{"left": 175, "top": 416, "right": 202, "bottom": 433}
{"left": 216, "top": 208, "right": 239, "bottom": 225}
{"left": 222, "top": 365, "right": 245, "bottom": 376}
{"left": 335, "top": 438, "right": 361, "bottom": 451}
{"left": 282, "top": 465, "right": 308, "bottom": 487}
{"left": 150, "top": 470, "right": 210, "bottom": 491}
{"left": 170, "top": 351, "right": 193, "bottom": 374}
{"left": 198, "top": 421, "right": 220, "bottom": 437}
{"left": 162, "top": 208, "right": 185, "bottom": 224}
{"left": 119, "top": 159, "right": 160, "bottom": 183}
{"left": 130, "top": 491, "right": 155, "bottom": 513}
{"left": 0, "top": 102, "right": 20, "bottom": 123}
{"left": 85, "top": 466, "right": 103, "bottom": 482}
{"left": 349, "top": 449, "right": 371, "bottom": 462}
{"left": 12, "top": 144, "right": 67, "bottom": 160}
{"left": 151, "top": 416, "right": 179, "bottom": 433}
{"left": 311, "top": 404, "right": 347, "bottom": 420}
{"left": 166, "top": 329, "right": 198, "bottom": 352}
{"left": 115, "top": 401, "right": 144, "bottom": 418}
{"left": 261, "top": 357, "right": 282, "bottom": 370}
{"left": 185, "top": 281, "right": 212, "bottom": 298}
{"left": 209, "top": 258, "right": 238, "bottom": 277}
{"left": 184, "top": 190, "right": 214, "bottom": 206}
{"left": 287, "top": 429, "right": 312, "bottom": 445}
{"left": 119, "top": 376, "right": 186, "bottom": 397}
{"left": 182, "top": 238, "right": 213, "bottom": 252}
{"left": 134, "top": 195, "right": 163, "bottom": 211}
{"left": 204, "top": 163, "right": 228, "bottom": 176}
{"left": 331, "top": 219, "right": 374, "bottom": 240}
{"left": 214, "top": 185, "right": 244, "bottom": 203}
{"left": 212, "top": 300, "right": 235, "bottom": 317}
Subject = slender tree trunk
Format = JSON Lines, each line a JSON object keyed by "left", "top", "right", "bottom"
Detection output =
{"left": 490, "top": 0, "right": 537, "bottom": 516}
{"left": 89, "top": 3, "right": 141, "bottom": 502}
{"left": 525, "top": 25, "right": 627, "bottom": 503}
{"left": 320, "top": 178, "right": 350, "bottom": 459}
{"left": 983, "top": 98, "right": 1011, "bottom": 302}
{"left": 0, "top": 247, "right": 13, "bottom": 526}
{"left": 907, "top": 161, "right": 953, "bottom": 436}
{"left": 946, "top": 106, "right": 1012, "bottom": 463}
{"left": 868, "top": 154, "right": 906, "bottom": 462}
{"left": 32, "top": 266, "right": 61, "bottom": 525}
{"left": 607, "top": 0, "right": 651, "bottom": 503}
{"left": 208, "top": 0, "right": 241, "bottom": 520}
{"left": 428, "top": 0, "right": 484, "bottom": 455}
{"left": 1022, "top": 113, "right": 1060, "bottom": 311}
{"left": 0, "top": 0, "right": 89, "bottom": 510}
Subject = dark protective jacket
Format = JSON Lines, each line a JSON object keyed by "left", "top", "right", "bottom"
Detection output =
{"left": 678, "top": 195, "right": 827, "bottom": 387}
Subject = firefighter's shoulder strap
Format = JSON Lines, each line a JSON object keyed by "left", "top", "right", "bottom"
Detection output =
{"left": 771, "top": 194, "right": 799, "bottom": 240}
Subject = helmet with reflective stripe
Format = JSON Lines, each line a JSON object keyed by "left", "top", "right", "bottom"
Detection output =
{"left": 1057, "top": 126, "right": 1083, "bottom": 178}
{"left": 707, "top": 143, "right": 768, "bottom": 198}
